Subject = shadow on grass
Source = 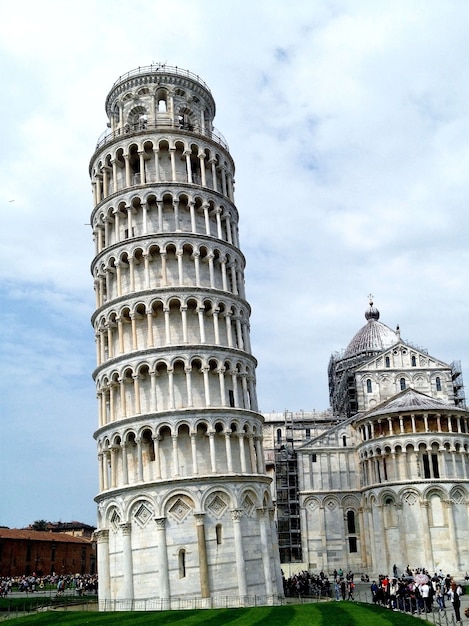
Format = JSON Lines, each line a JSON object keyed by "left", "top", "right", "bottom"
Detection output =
{"left": 0, "top": 601, "right": 430, "bottom": 625}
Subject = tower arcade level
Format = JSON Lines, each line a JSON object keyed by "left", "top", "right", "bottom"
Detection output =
{"left": 89, "top": 65, "right": 283, "bottom": 607}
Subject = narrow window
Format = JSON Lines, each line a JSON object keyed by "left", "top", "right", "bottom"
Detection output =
{"left": 385, "top": 356, "right": 390, "bottom": 368}
{"left": 422, "top": 453, "right": 431, "bottom": 478}
{"left": 436, "top": 377, "right": 441, "bottom": 392}
{"left": 411, "top": 355, "right": 416, "bottom": 367}
{"left": 178, "top": 549, "right": 186, "bottom": 578}
{"left": 228, "top": 390, "right": 235, "bottom": 407}
{"left": 366, "top": 379, "right": 372, "bottom": 393}
{"left": 216, "top": 524, "right": 222, "bottom": 545}
{"left": 347, "top": 511, "right": 356, "bottom": 533}
{"left": 431, "top": 454, "right": 440, "bottom": 478}
{"left": 400, "top": 378, "right": 406, "bottom": 391}
{"left": 348, "top": 537, "right": 357, "bottom": 553}
{"left": 311, "top": 453, "right": 317, "bottom": 463}
{"left": 342, "top": 435, "right": 347, "bottom": 447}
{"left": 305, "top": 428, "right": 311, "bottom": 438}
{"left": 276, "top": 428, "right": 282, "bottom": 444}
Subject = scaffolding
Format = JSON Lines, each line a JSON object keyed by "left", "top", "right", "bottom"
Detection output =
{"left": 274, "top": 412, "right": 302, "bottom": 564}
{"left": 451, "top": 360, "right": 466, "bottom": 407}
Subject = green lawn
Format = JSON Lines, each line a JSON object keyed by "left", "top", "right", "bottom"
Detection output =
{"left": 1, "top": 602, "right": 431, "bottom": 625}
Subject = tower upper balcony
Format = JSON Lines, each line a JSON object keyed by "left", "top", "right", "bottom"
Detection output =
{"left": 94, "top": 63, "right": 227, "bottom": 153}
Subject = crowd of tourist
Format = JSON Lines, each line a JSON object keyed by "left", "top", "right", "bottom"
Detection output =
{"left": 370, "top": 566, "right": 467, "bottom": 623}
{"left": 282, "top": 564, "right": 467, "bottom": 623}
{"left": 0, "top": 574, "right": 98, "bottom": 598}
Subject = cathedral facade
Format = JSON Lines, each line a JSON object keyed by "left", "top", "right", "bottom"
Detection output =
{"left": 263, "top": 300, "right": 469, "bottom": 578}
{"left": 89, "top": 64, "right": 283, "bottom": 609}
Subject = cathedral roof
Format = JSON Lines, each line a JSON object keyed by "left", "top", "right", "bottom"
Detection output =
{"left": 343, "top": 299, "right": 399, "bottom": 358}
{"left": 362, "top": 388, "right": 463, "bottom": 419}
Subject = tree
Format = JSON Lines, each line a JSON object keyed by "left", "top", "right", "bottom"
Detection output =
{"left": 31, "top": 520, "right": 48, "bottom": 531}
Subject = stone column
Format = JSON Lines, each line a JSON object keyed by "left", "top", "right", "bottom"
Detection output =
{"left": 190, "top": 432, "right": 199, "bottom": 475}
{"left": 120, "top": 523, "right": 134, "bottom": 600}
{"left": 110, "top": 447, "right": 118, "bottom": 488}
{"left": 238, "top": 433, "right": 247, "bottom": 473}
{"left": 184, "top": 151, "right": 193, "bottom": 183}
{"left": 136, "top": 438, "right": 143, "bottom": 482}
{"left": 172, "top": 434, "right": 179, "bottom": 476}
{"left": 98, "top": 453, "right": 104, "bottom": 491}
{"left": 256, "top": 508, "right": 274, "bottom": 596}
{"left": 225, "top": 432, "right": 233, "bottom": 472}
{"left": 420, "top": 500, "right": 433, "bottom": 568}
{"left": 231, "top": 509, "right": 247, "bottom": 598}
{"left": 198, "top": 152, "right": 206, "bottom": 187}
{"left": 444, "top": 499, "right": 459, "bottom": 567}
{"left": 395, "top": 502, "right": 406, "bottom": 568}
{"left": 209, "top": 159, "right": 217, "bottom": 192}
{"left": 169, "top": 148, "right": 176, "bottom": 181}
{"left": 138, "top": 151, "right": 145, "bottom": 184}
{"left": 153, "top": 436, "right": 161, "bottom": 479}
{"left": 208, "top": 431, "right": 216, "bottom": 472}
{"left": 269, "top": 507, "right": 284, "bottom": 597}
{"left": 121, "top": 443, "right": 129, "bottom": 485}
{"left": 319, "top": 503, "right": 328, "bottom": 572}
{"left": 155, "top": 518, "right": 170, "bottom": 601}
{"left": 185, "top": 366, "right": 193, "bottom": 406}
{"left": 358, "top": 506, "right": 369, "bottom": 568}
{"left": 218, "top": 367, "right": 227, "bottom": 406}
{"left": 194, "top": 513, "right": 210, "bottom": 598}
{"left": 95, "top": 530, "right": 111, "bottom": 603}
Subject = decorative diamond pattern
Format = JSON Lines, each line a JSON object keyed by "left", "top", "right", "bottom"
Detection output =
{"left": 168, "top": 497, "right": 191, "bottom": 522}
{"left": 242, "top": 493, "right": 255, "bottom": 516}
{"left": 134, "top": 502, "right": 153, "bottom": 527}
{"left": 207, "top": 494, "right": 228, "bottom": 519}
{"left": 110, "top": 509, "right": 121, "bottom": 532}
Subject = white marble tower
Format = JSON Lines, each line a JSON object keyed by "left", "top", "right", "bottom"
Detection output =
{"left": 89, "top": 64, "right": 283, "bottom": 609}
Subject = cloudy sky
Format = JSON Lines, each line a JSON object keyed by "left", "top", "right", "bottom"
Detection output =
{"left": 1, "top": 0, "right": 468, "bottom": 528}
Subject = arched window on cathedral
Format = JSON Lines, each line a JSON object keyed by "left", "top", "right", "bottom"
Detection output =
{"left": 400, "top": 378, "right": 406, "bottom": 391}
{"left": 216, "top": 523, "right": 223, "bottom": 545}
{"left": 385, "top": 356, "right": 390, "bottom": 368}
{"left": 436, "top": 377, "right": 441, "bottom": 392}
{"left": 411, "top": 355, "right": 416, "bottom": 366}
{"left": 342, "top": 435, "right": 347, "bottom": 447}
{"left": 276, "top": 428, "right": 282, "bottom": 444}
{"left": 366, "top": 379, "right": 372, "bottom": 393}
{"left": 178, "top": 549, "right": 186, "bottom": 578}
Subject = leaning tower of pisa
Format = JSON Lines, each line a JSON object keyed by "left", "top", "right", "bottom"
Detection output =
{"left": 89, "top": 64, "right": 283, "bottom": 609}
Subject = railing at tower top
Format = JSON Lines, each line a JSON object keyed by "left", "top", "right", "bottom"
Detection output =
{"left": 94, "top": 121, "right": 229, "bottom": 152}
{"left": 110, "top": 64, "right": 212, "bottom": 94}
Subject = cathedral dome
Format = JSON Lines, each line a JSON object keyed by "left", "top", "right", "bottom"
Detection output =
{"left": 343, "top": 299, "right": 398, "bottom": 358}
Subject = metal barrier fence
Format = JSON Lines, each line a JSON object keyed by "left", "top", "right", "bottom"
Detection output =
{"left": 98, "top": 594, "right": 283, "bottom": 611}
{"left": 289, "top": 588, "right": 461, "bottom": 625}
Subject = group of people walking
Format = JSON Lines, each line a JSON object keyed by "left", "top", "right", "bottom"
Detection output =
{"left": 370, "top": 566, "right": 466, "bottom": 623}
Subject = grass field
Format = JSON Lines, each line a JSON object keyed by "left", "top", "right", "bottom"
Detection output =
{"left": 1, "top": 602, "right": 431, "bottom": 625}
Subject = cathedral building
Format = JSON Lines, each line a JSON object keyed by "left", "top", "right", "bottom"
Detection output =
{"left": 263, "top": 299, "right": 469, "bottom": 578}
{"left": 89, "top": 64, "right": 283, "bottom": 609}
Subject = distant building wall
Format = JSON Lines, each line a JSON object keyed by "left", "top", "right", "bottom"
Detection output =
{"left": 0, "top": 529, "right": 96, "bottom": 577}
